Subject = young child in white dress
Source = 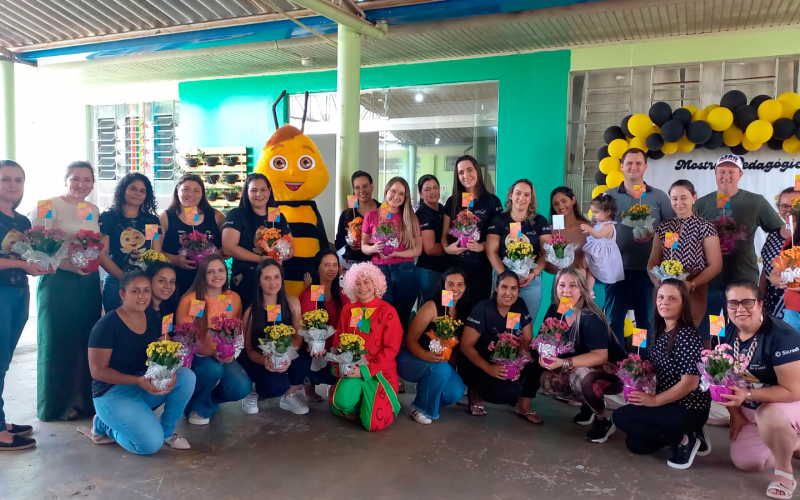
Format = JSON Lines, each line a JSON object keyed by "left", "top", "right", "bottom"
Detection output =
{"left": 580, "top": 193, "right": 625, "bottom": 285}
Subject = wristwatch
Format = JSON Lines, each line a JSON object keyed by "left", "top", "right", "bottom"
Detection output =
{"left": 746, "top": 389, "right": 753, "bottom": 402}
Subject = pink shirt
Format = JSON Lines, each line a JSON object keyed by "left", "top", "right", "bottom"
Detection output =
{"left": 362, "top": 208, "right": 415, "bottom": 266}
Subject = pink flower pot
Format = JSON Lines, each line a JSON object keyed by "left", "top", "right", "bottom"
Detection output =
{"left": 458, "top": 236, "right": 471, "bottom": 248}
{"left": 623, "top": 385, "right": 635, "bottom": 402}
{"left": 182, "top": 353, "right": 194, "bottom": 368}
{"left": 217, "top": 344, "right": 235, "bottom": 359}
{"left": 504, "top": 365, "right": 519, "bottom": 380}
{"left": 710, "top": 385, "right": 734, "bottom": 402}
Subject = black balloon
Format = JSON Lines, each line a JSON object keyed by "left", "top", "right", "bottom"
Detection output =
{"left": 767, "top": 138, "right": 784, "bottom": 151}
{"left": 671, "top": 108, "right": 693, "bottom": 125}
{"left": 687, "top": 120, "right": 712, "bottom": 144}
{"left": 646, "top": 149, "right": 665, "bottom": 160}
{"left": 594, "top": 170, "right": 607, "bottom": 186}
{"left": 721, "top": 90, "right": 747, "bottom": 110}
{"left": 603, "top": 126, "right": 626, "bottom": 144}
{"left": 730, "top": 144, "right": 749, "bottom": 155}
{"left": 750, "top": 94, "right": 771, "bottom": 110}
{"left": 621, "top": 115, "right": 633, "bottom": 137}
{"left": 597, "top": 145, "right": 610, "bottom": 161}
{"left": 661, "top": 120, "right": 685, "bottom": 142}
{"left": 645, "top": 133, "right": 665, "bottom": 151}
{"left": 794, "top": 109, "right": 800, "bottom": 127}
{"left": 649, "top": 102, "right": 673, "bottom": 127}
{"left": 703, "top": 131, "right": 724, "bottom": 149}
{"left": 773, "top": 118, "right": 797, "bottom": 141}
{"left": 733, "top": 105, "right": 758, "bottom": 130}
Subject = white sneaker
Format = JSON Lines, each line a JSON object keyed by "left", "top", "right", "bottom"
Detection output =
{"left": 241, "top": 391, "right": 260, "bottom": 414}
{"left": 279, "top": 393, "right": 310, "bottom": 415}
{"left": 164, "top": 433, "right": 191, "bottom": 450}
{"left": 188, "top": 411, "right": 210, "bottom": 425}
{"left": 411, "top": 409, "right": 432, "bottom": 425}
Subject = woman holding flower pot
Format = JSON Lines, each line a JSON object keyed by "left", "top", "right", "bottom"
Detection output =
{"left": 361, "top": 177, "right": 421, "bottom": 332}
{"left": 442, "top": 156, "right": 503, "bottom": 308}
{"left": 175, "top": 254, "right": 251, "bottom": 426}
{"left": 547, "top": 187, "right": 591, "bottom": 284}
{"left": 718, "top": 280, "right": 800, "bottom": 500}
{"left": 769, "top": 201, "right": 800, "bottom": 333}
{"left": 397, "top": 269, "right": 468, "bottom": 424}
{"left": 155, "top": 174, "right": 224, "bottom": 299}
{"left": 98, "top": 173, "right": 160, "bottom": 312}
{"left": 612, "top": 279, "right": 711, "bottom": 469}
{"left": 334, "top": 170, "right": 378, "bottom": 268}
{"left": 761, "top": 187, "right": 799, "bottom": 321}
{"left": 458, "top": 271, "right": 539, "bottom": 423}
{"left": 648, "top": 180, "right": 722, "bottom": 335}
{"left": 536, "top": 268, "right": 626, "bottom": 443}
{"left": 487, "top": 179, "right": 550, "bottom": 320}
{"left": 222, "top": 173, "right": 295, "bottom": 310}
{"left": 30, "top": 161, "right": 102, "bottom": 422}
{"left": 238, "top": 259, "right": 311, "bottom": 416}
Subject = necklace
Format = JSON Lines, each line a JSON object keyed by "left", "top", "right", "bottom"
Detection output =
{"left": 733, "top": 332, "right": 758, "bottom": 366}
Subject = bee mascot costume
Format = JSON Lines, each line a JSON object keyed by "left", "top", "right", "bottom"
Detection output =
{"left": 254, "top": 91, "right": 330, "bottom": 297}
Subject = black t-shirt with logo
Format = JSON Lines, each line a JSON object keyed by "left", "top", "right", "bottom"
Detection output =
{"left": 443, "top": 193, "right": 502, "bottom": 267}
{"left": 465, "top": 298, "right": 532, "bottom": 362}
{"left": 415, "top": 202, "right": 446, "bottom": 272}
{"left": 487, "top": 211, "right": 552, "bottom": 260}
{"left": 223, "top": 207, "right": 292, "bottom": 275}
{"left": 0, "top": 211, "right": 30, "bottom": 287}
{"left": 543, "top": 305, "right": 627, "bottom": 364}
{"left": 98, "top": 210, "right": 160, "bottom": 271}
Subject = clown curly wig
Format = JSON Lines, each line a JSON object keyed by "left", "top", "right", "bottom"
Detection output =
{"left": 342, "top": 262, "right": 387, "bottom": 302}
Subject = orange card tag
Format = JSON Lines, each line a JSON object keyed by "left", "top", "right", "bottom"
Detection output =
{"left": 189, "top": 299, "right": 205, "bottom": 318}
{"left": 77, "top": 202, "right": 93, "bottom": 221}
{"left": 37, "top": 200, "right": 53, "bottom": 219}
{"left": 710, "top": 315, "right": 726, "bottom": 338}
{"left": 145, "top": 224, "right": 159, "bottom": 241}
{"left": 664, "top": 232, "right": 679, "bottom": 249}
{"left": 632, "top": 329, "right": 647, "bottom": 348}
{"left": 350, "top": 308, "right": 364, "bottom": 328}
{"left": 311, "top": 285, "right": 325, "bottom": 302}
{"left": 347, "top": 195, "right": 358, "bottom": 209}
{"left": 162, "top": 314, "right": 173, "bottom": 335}
{"left": 268, "top": 207, "right": 281, "bottom": 222}
{"left": 461, "top": 192, "right": 474, "bottom": 208}
{"left": 380, "top": 203, "right": 391, "bottom": 219}
{"left": 442, "top": 290, "right": 454, "bottom": 307}
{"left": 184, "top": 206, "right": 199, "bottom": 222}
{"left": 267, "top": 304, "right": 281, "bottom": 322}
{"left": 217, "top": 294, "right": 232, "bottom": 314}
{"left": 633, "top": 184, "right": 646, "bottom": 200}
{"left": 510, "top": 222, "right": 522, "bottom": 237}
{"left": 716, "top": 193, "right": 730, "bottom": 209}
{"left": 795, "top": 175, "right": 800, "bottom": 191}
{"left": 557, "top": 296, "right": 574, "bottom": 316}
{"left": 506, "top": 312, "right": 521, "bottom": 330}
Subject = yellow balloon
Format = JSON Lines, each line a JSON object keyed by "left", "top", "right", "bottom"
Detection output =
{"left": 629, "top": 136, "right": 649, "bottom": 152}
{"left": 678, "top": 135, "right": 695, "bottom": 152}
{"left": 723, "top": 126, "right": 744, "bottom": 147}
{"left": 599, "top": 156, "right": 621, "bottom": 174}
{"left": 629, "top": 113, "right": 654, "bottom": 137}
{"left": 784, "top": 136, "right": 800, "bottom": 154}
{"left": 606, "top": 170, "right": 625, "bottom": 189}
{"left": 693, "top": 109, "right": 709, "bottom": 122}
{"left": 623, "top": 317, "right": 636, "bottom": 338}
{"left": 746, "top": 119, "right": 773, "bottom": 144}
{"left": 757, "top": 99, "right": 783, "bottom": 123}
{"left": 778, "top": 92, "right": 800, "bottom": 119}
{"left": 708, "top": 107, "right": 734, "bottom": 131}
{"left": 684, "top": 105, "right": 698, "bottom": 115}
{"left": 591, "top": 185, "right": 608, "bottom": 199}
{"left": 608, "top": 138, "right": 629, "bottom": 160}
{"left": 587, "top": 209, "right": 593, "bottom": 220}
{"left": 705, "top": 104, "right": 720, "bottom": 112}
{"left": 741, "top": 136, "right": 762, "bottom": 151}
{"left": 661, "top": 141, "right": 679, "bottom": 154}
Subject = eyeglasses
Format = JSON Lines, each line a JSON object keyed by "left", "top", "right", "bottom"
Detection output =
{"left": 778, "top": 204, "right": 792, "bottom": 212}
{"left": 726, "top": 299, "right": 757, "bottom": 310}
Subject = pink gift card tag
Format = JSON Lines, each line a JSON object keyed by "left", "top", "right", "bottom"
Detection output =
{"left": 441, "top": 290, "right": 454, "bottom": 307}
{"left": 311, "top": 285, "right": 325, "bottom": 302}
{"left": 78, "top": 202, "right": 92, "bottom": 221}
{"left": 162, "top": 314, "right": 173, "bottom": 335}
{"left": 267, "top": 304, "right": 281, "bottom": 322}
{"left": 347, "top": 195, "right": 358, "bottom": 209}
{"left": 184, "top": 206, "right": 199, "bottom": 222}
{"left": 462, "top": 192, "right": 474, "bottom": 208}
{"left": 145, "top": 224, "right": 159, "bottom": 241}
{"left": 632, "top": 329, "right": 647, "bottom": 348}
{"left": 37, "top": 200, "right": 53, "bottom": 219}
{"left": 506, "top": 312, "right": 520, "bottom": 330}
{"left": 268, "top": 207, "right": 281, "bottom": 222}
{"left": 189, "top": 299, "right": 205, "bottom": 318}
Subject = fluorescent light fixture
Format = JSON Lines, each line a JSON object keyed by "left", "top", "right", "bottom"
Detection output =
{"left": 435, "top": 137, "right": 440, "bottom": 145}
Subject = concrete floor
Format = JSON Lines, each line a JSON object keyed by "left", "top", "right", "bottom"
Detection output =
{"left": 1, "top": 321, "right": 776, "bottom": 500}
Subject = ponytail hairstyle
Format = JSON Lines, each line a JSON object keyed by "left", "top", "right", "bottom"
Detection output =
{"left": 590, "top": 192, "right": 617, "bottom": 220}
{"left": 653, "top": 279, "right": 695, "bottom": 356}
{"left": 504, "top": 179, "right": 538, "bottom": 223}
{"left": 120, "top": 266, "right": 149, "bottom": 290}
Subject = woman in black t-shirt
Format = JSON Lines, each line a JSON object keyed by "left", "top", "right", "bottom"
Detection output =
{"left": 442, "top": 155, "right": 502, "bottom": 307}
{"left": 82, "top": 268, "right": 196, "bottom": 455}
{"left": 145, "top": 262, "right": 178, "bottom": 318}
{"left": 718, "top": 280, "right": 800, "bottom": 499}
{"left": 458, "top": 271, "right": 540, "bottom": 424}
{"left": 613, "top": 279, "right": 711, "bottom": 470}
{"left": 536, "top": 268, "right": 625, "bottom": 443}
{"left": 222, "top": 174, "right": 294, "bottom": 309}
{"left": 415, "top": 174, "right": 447, "bottom": 304}
{"left": 98, "top": 173, "right": 160, "bottom": 312}
{"left": 334, "top": 170, "right": 378, "bottom": 268}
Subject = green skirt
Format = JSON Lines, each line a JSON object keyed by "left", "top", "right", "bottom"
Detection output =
{"left": 36, "top": 270, "right": 101, "bottom": 421}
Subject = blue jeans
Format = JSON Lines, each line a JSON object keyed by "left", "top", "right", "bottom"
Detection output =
{"left": 187, "top": 356, "right": 251, "bottom": 418}
{"left": 418, "top": 267, "right": 442, "bottom": 305}
{"left": 604, "top": 270, "right": 654, "bottom": 347}
{"left": 493, "top": 271, "right": 543, "bottom": 320}
{"left": 698, "top": 288, "right": 727, "bottom": 341}
{"left": 102, "top": 274, "right": 121, "bottom": 313}
{"left": 783, "top": 309, "right": 800, "bottom": 332}
{"left": 239, "top": 348, "right": 313, "bottom": 398}
{"left": 0, "top": 287, "right": 29, "bottom": 431}
{"left": 379, "top": 261, "right": 419, "bottom": 332}
{"left": 396, "top": 347, "right": 465, "bottom": 420}
{"left": 93, "top": 367, "right": 196, "bottom": 455}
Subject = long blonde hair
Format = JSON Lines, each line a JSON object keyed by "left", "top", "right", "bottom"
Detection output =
{"left": 504, "top": 179, "right": 538, "bottom": 223}
{"left": 553, "top": 268, "right": 617, "bottom": 345}
{"left": 383, "top": 176, "right": 420, "bottom": 249}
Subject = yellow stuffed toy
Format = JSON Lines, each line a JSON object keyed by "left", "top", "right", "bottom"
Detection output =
{"left": 253, "top": 91, "right": 330, "bottom": 296}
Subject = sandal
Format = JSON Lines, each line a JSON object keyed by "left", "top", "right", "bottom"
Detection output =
{"left": 304, "top": 383, "right": 323, "bottom": 403}
{"left": 467, "top": 389, "right": 487, "bottom": 416}
{"left": 516, "top": 411, "right": 543, "bottom": 425}
{"left": 767, "top": 469, "right": 797, "bottom": 499}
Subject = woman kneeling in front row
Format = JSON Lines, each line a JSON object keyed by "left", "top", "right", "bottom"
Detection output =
{"left": 82, "top": 268, "right": 195, "bottom": 454}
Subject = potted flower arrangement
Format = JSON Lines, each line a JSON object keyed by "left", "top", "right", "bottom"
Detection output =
{"left": 617, "top": 353, "right": 656, "bottom": 402}
{"left": 716, "top": 216, "right": 747, "bottom": 253}
{"left": 346, "top": 217, "right": 363, "bottom": 250}
{"left": 222, "top": 173, "right": 239, "bottom": 184}
{"left": 621, "top": 204, "right": 655, "bottom": 239}
{"left": 489, "top": 333, "right": 530, "bottom": 380}
{"left": 256, "top": 226, "right": 292, "bottom": 261}
{"left": 223, "top": 156, "right": 238, "bottom": 167}
{"left": 69, "top": 229, "right": 104, "bottom": 273}
{"left": 298, "top": 309, "right": 336, "bottom": 356}
{"left": 698, "top": 343, "right": 747, "bottom": 402}
{"left": 206, "top": 187, "right": 222, "bottom": 201}
{"left": 425, "top": 315, "right": 462, "bottom": 361}
{"left": 774, "top": 246, "right": 800, "bottom": 289}
{"left": 259, "top": 323, "right": 298, "bottom": 369}
{"left": 171, "top": 322, "right": 199, "bottom": 368}
{"left": 543, "top": 233, "right": 576, "bottom": 269}
{"left": 144, "top": 339, "right": 183, "bottom": 390}
{"left": 223, "top": 185, "right": 241, "bottom": 202}
{"left": 325, "top": 333, "right": 369, "bottom": 375}
{"left": 12, "top": 226, "right": 69, "bottom": 271}
{"left": 503, "top": 241, "right": 536, "bottom": 278}
{"left": 138, "top": 249, "right": 169, "bottom": 271}
{"left": 372, "top": 219, "right": 399, "bottom": 255}
{"left": 650, "top": 259, "right": 690, "bottom": 281}
{"left": 449, "top": 210, "right": 481, "bottom": 248}
{"left": 531, "top": 317, "right": 573, "bottom": 364}
{"left": 209, "top": 316, "right": 243, "bottom": 359}
{"left": 179, "top": 230, "right": 217, "bottom": 266}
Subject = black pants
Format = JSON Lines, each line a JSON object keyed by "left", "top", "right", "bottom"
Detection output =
{"left": 613, "top": 403, "right": 710, "bottom": 454}
{"left": 458, "top": 355, "right": 543, "bottom": 405}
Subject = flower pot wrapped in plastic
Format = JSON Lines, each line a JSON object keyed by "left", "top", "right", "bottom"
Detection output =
{"left": 325, "top": 333, "right": 369, "bottom": 375}
{"left": 649, "top": 260, "right": 690, "bottom": 282}
{"left": 256, "top": 226, "right": 292, "bottom": 262}
{"left": 489, "top": 333, "right": 530, "bottom": 380}
{"left": 617, "top": 354, "right": 656, "bottom": 402}
{"left": 144, "top": 340, "right": 183, "bottom": 390}
{"left": 425, "top": 315, "right": 462, "bottom": 361}
{"left": 621, "top": 204, "right": 655, "bottom": 240}
{"left": 11, "top": 226, "right": 69, "bottom": 271}
{"left": 698, "top": 343, "right": 747, "bottom": 402}
{"left": 209, "top": 316, "right": 243, "bottom": 360}
{"left": 372, "top": 220, "right": 399, "bottom": 255}
{"left": 542, "top": 234, "right": 576, "bottom": 270}
{"left": 346, "top": 217, "right": 363, "bottom": 250}
{"left": 774, "top": 247, "right": 800, "bottom": 290}
{"left": 172, "top": 323, "right": 200, "bottom": 368}
{"left": 532, "top": 317, "right": 574, "bottom": 365}
{"left": 299, "top": 309, "right": 336, "bottom": 356}
{"left": 138, "top": 249, "right": 169, "bottom": 271}
{"left": 179, "top": 230, "right": 217, "bottom": 266}
{"left": 503, "top": 241, "right": 536, "bottom": 279}
{"left": 259, "top": 323, "right": 299, "bottom": 369}
{"left": 716, "top": 216, "right": 747, "bottom": 254}
{"left": 449, "top": 209, "right": 480, "bottom": 248}
{"left": 70, "top": 229, "right": 104, "bottom": 273}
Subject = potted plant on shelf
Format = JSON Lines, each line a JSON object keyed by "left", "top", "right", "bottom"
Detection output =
{"left": 184, "top": 149, "right": 200, "bottom": 168}
{"left": 223, "top": 156, "right": 238, "bottom": 166}
{"left": 223, "top": 185, "right": 241, "bottom": 202}
{"left": 222, "top": 173, "right": 239, "bottom": 184}
{"left": 205, "top": 153, "right": 220, "bottom": 167}
{"left": 205, "top": 174, "right": 220, "bottom": 184}
{"left": 206, "top": 187, "right": 222, "bottom": 201}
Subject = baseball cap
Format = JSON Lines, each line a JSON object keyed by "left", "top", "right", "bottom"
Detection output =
{"left": 715, "top": 154, "right": 743, "bottom": 169}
